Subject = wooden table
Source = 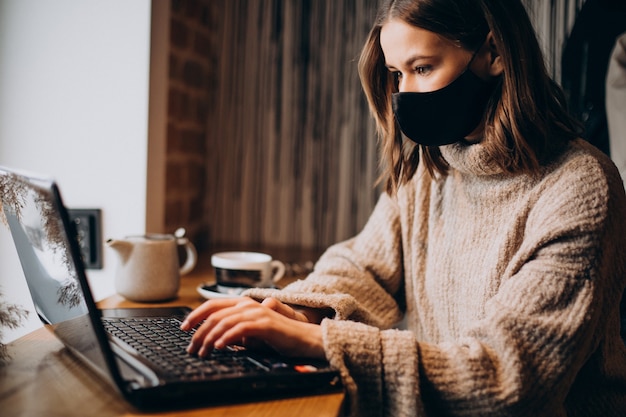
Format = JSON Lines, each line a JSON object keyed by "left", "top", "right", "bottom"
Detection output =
{"left": 0, "top": 252, "right": 345, "bottom": 417}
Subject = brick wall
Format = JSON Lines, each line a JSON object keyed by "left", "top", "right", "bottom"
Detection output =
{"left": 165, "top": 0, "right": 222, "bottom": 250}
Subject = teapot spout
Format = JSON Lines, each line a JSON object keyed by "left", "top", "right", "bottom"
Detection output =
{"left": 106, "top": 239, "right": 134, "bottom": 263}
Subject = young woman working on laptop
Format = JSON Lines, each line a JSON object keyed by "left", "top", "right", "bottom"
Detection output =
{"left": 181, "top": 0, "right": 626, "bottom": 415}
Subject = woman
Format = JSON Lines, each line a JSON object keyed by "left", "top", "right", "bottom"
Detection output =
{"left": 182, "top": 0, "right": 626, "bottom": 415}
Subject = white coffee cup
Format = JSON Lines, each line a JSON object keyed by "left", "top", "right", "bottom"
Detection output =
{"left": 211, "top": 251, "right": 285, "bottom": 295}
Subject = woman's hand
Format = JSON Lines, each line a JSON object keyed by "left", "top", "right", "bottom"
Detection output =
{"left": 180, "top": 297, "right": 326, "bottom": 359}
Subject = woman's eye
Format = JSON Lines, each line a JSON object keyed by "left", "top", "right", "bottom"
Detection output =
{"left": 415, "top": 66, "right": 431, "bottom": 75}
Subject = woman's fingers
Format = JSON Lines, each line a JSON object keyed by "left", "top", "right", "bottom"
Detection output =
{"left": 183, "top": 297, "right": 325, "bottom": 359}
{"left": 211, "top": 314, "right": 270, "bottom": 350}
{"left": 207, "top": 309, "right": 324, "bottom": 358}
{"left": 261, "top": 297, "right": 310, "bottom": 322}
{"left": 192, "top": 300, "right": 263, "bottom": 355}
{"left": 180, "top": 298, "right": 240, "bottom": 330}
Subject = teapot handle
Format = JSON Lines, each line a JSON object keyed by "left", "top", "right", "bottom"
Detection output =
{"left": 177, "top": 237, "right": 198, "bottom": 275}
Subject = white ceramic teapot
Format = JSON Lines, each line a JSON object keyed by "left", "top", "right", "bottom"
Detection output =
{"left": 106, "top": 228, "right": 197, "bottom": 302}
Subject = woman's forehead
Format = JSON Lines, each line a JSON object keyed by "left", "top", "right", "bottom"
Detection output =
{"left": 380, "top": 19, "right": 460, "bottom": 65}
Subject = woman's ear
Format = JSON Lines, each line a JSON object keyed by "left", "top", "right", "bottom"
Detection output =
{"left": 486, "top": 31, "right": 504, "bottom": 76}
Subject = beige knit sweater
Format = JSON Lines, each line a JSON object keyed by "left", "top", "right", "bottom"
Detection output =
{"left": 246, "top": 138, "right": 626, "bottom": 417}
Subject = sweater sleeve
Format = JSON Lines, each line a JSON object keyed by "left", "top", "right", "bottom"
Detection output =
{"left": 322, "top": 319, "right": 425, "bottom": 417}
{"left": 244, "top": 191, "right": 406, "bottom": 329}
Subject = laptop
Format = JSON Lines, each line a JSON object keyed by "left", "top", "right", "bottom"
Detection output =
{"left": 0, "top": 166, "right": 341, "bottom": 410}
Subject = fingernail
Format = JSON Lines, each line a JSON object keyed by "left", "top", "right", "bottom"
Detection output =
{"left": 180, "top": 320, "right": 189, "bottom": 330}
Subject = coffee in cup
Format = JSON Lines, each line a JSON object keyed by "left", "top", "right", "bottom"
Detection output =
{"left": 211, "top": 251, "right": 285, "bottom": 295}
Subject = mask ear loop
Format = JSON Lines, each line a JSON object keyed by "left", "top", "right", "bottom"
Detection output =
{"left": 435, "top": 44, "right": 484, "bottom": 89}
{"left": 464, "top": 43, "right": 483, "bottom": 71}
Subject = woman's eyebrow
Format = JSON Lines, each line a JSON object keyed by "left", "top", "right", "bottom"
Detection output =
{"left": 385, "top": 54, "right": 433, "bottom": 70}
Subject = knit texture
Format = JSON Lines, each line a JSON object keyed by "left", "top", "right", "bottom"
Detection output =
{"left": 245, "top": 138, "right": 626, "bottom": 416}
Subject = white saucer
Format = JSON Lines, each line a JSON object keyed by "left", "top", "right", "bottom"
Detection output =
{"left": 197, "top": 284, "right": 244, "bottom": 300}
{"left": 196, "top": 284, "right": 280, "bottom": 300}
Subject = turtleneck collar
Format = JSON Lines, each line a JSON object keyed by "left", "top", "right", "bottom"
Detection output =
{"left": 439, "top": 140, "right": 505, "bottom": 176}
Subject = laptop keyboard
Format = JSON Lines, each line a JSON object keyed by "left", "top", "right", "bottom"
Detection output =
{"left": 102, "top": 317, "right": 268, "bottom": 381}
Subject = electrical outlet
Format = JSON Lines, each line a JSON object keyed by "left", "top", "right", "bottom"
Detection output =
{"left": 68, "top": 208, "right": 103, "bottom": 269}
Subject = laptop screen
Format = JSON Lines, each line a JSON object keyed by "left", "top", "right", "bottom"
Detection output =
{"left": 1, "top": 169, "right": 117, "bottom": 383}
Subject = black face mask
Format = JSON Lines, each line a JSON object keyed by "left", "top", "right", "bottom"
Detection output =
{"left": 391, "top": 64, "right": 494, "bottom": 147}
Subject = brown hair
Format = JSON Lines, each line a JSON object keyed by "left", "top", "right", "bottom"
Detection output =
{"left": 358, "top": 0, "right": 581, "bottom": 193}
